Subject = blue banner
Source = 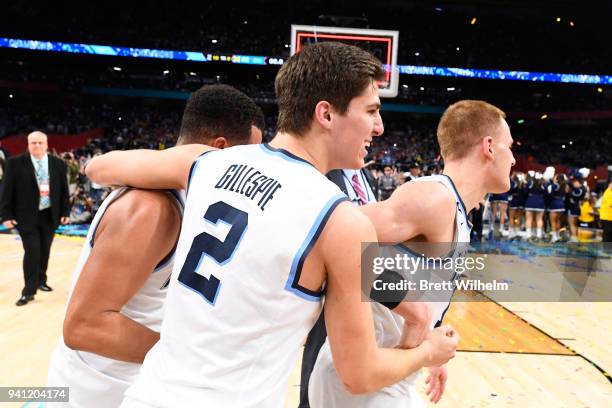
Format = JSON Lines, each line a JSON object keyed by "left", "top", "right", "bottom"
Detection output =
{"left": 1, "top": 37, "right": 610, "bottom": 85}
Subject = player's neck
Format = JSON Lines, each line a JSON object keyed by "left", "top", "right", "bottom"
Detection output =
{"left": 442, "top": 161, "right": 486, "bottom": 211}
{"left": 268, "top": 132, "right": 329, "bottom": 173}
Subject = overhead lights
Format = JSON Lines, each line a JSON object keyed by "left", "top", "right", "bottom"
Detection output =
{"left": 470, "top": 17, "right": 477, "bottom": 25}
{"left": 211, "top": 39, "right": 218, "bottom": 44}
{"left": 447, "top": 87, "right": 455, "bottom": 91}
{"left": 112, "top": 66, "right": 122, "bottom": 71}
{"left": 540, "top": 114, "right": 548, "bottom": 120}
{"left": 517, "top": 119, "right": 525, "bottom": 124}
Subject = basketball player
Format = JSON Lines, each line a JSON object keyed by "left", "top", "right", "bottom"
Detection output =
{"left": 308, "top": 100, "right": 516, "bottom": 407}
{"left": 46, "top": 85, "right": 264, "bottom": 408}
{"left": 86, "top": 42, "right": 459, "bottom": 408}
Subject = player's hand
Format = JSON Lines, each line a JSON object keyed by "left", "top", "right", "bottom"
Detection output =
{"left": 425, "top": 365, "right": 448, "bottom": 404}
{"left": 421, "top": 325, "right": 459, "bottom": 367}
{"left": 2, "top": 219, "right": 17, "bottom": 229}
{"left": 60, "top": 216, "right": 70, "bottom": 225}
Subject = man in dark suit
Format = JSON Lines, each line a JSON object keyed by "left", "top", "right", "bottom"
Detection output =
{"left": 0, "top": 131, "right": 70, "bottom": 306}
{"left": 299, "top": 167, "right": 377, "bottom": 408}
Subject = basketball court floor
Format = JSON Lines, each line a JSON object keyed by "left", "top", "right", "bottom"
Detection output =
{"left": 1, "top": 233, "right": 611, "bottom": 407}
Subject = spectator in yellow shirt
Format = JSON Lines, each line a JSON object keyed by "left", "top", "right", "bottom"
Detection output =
{"left": 600, "top": 181, "right": 612, "bottom": 242}
{"left": 579, "top": 196, "right": 596, "bottom": 228}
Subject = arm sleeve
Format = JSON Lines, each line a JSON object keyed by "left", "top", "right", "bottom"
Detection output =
{"left": 369, "top": 269, "right": 407, "bottom": 310}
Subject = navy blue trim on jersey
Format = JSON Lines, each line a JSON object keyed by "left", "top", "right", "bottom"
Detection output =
{"left": 187, "top": 150, "right": 215, "bottom": 196}
{"left": 441, "top": 174, "right": 473, "bottom": 229}
{"left": 89, "top": 223, "right": 99, "bottom": 248}
{"left": 88, "top": 188, "right": 129, "bottom": 248}
{"left": 435, "top": 272, "right": 459, "bottom": 327}
{"left": 285, "top": 194, "right": 349, "bottom": 301}
{"left": 260, "top": 143, "right": 316, "bottom": 168}
{"left": 168, "top": 189, "right": 185, "bottom": 210}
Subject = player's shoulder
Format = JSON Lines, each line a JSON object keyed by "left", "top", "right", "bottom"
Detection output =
{"left": 324, "top": 201, "right": 377, "bottom": 242}
{"left": 397, "top": 177, "right": 455, "bottom": 212}
{"left": 103, "top": 189, "right": 181, "bottom": 229}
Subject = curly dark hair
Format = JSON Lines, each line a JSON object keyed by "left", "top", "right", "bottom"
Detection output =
{"left": 177, "top": 84, "right": 264, "bottom": 145}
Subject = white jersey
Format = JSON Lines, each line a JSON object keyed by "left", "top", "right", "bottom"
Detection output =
{"left": 47, "top": 187, "right": 184, "bottom": 408}
{"left": 309, "top": 174, "right": 472, "bottom": 407}
{"left": 123, "top": 144, "right": 346, "bottom": 408}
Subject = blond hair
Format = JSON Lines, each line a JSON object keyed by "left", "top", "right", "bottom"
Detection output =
{"left": 437, "top": 100, "right": 506, "bottom": 159}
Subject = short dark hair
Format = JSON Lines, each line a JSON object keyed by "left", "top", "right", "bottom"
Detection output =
{"left": 275, "top": 42, "right": 385, "bottom": 136}
{"left": 177, "top": 84, "right": 264, "bottom": 145}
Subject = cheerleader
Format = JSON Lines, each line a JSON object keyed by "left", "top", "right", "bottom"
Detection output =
{"left": 524, "top": 171, "right": 547, "bottom": 240}
{"left": 489, "top": 190, "right": 510, "bottom": 239}
{"left": 547, "top": 172, "right": 568, "bottom": 242}
{"left": 508, "top": 172, "right": 526, "bottom": 240}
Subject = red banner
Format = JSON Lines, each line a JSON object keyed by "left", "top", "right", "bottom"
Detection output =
{"left": 1, "top": 128, "right": 104, "bottom": 155}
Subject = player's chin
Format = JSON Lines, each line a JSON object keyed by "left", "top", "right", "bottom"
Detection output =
{"left": 344, "top": 153, "right": 365, "bottom": 170}
{"left": 356, "top": 155, "right": 366, "bottom": 169}
{"left": 493, "top": 180, "right": 510, "bottom": 193}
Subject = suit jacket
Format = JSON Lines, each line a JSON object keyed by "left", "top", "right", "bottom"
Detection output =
{"left": 327, "top": 169, "right": 378, "bottom": 199}
{"left": 0, "top": 153, "right": 70, "bottom": 229}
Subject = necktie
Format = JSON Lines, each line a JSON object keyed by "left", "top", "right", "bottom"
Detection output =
{"left": 352, "top": 173, "right": 368, "bottom": 205}
{"left": 36, "top": 159, "right": 51, "bottom": 209}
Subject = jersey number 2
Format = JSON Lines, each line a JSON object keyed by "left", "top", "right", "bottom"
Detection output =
{"left": 178, "top": 201, "right": 248, "bottom": 304}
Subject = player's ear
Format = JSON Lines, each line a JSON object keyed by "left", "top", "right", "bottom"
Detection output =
{"left": 314, "top": 101, "right": 333, "bottom": 130}
{"left": 482, "top": 136, "right": 494, "bottom": 160}
{"left": 211, "top": 137, "right": 229, "bottom": 149}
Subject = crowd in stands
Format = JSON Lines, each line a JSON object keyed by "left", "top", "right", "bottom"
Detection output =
{"left": 2, "top": 2, "right": 609, "bottom": 74}
{"left": 1, "top": 1, "right": 610, "bottom": 237}
{"left": 2, "top": 98, "right": 609, "bottom": 233}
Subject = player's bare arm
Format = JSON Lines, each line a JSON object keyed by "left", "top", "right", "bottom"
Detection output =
{"left": 63, "top": 189, "right": 181, "bottom": 363}
{"left": 319, "top": 203, "right": 458, "bottom": 394}
{"left": 359, "top": 181, "right": 456, "bottom": 350}
{"left": 360, "top": 180, "right": 456, "bottom": 243}
{"left": 85, "top": 144, "right": 215, "bottom": 190}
